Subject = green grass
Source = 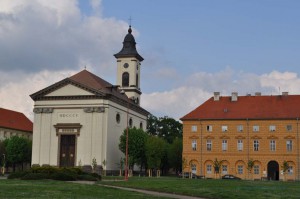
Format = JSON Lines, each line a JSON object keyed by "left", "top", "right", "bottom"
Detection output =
{"left": 99, "top": 177, "right": 300, "bottom": 199}
{"left": 0, "top": 179, "right": 166, "bottom": 199}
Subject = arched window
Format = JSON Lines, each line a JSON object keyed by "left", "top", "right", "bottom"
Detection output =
{"left": 136, "top": 74, "right": 138, "bottom": 88}
{"left": 122, "top": 72, "right": 129, "bottom": 87}
{"left": 129, "top": 118, "right": 133, "bottom": 128}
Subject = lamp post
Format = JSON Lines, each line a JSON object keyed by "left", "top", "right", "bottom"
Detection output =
{"left": 121, "top": 90, "right": 129, "bottom": 181}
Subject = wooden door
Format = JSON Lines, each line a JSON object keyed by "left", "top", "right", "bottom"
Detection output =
{"left": 59, "top": 135, "right": 75, "bottom": 167}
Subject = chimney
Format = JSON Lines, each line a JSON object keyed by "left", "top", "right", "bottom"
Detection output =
{"left": 231, "top": 92, "right": 238, "bottom": 101}
{"left": 282, "top": 92, "right": 288, "bottom": 96}
{"left": 214, "top": 92, "right": 220, "bottom": 101}
{"left": 255, "top": 92, "right": 261, "bottom": 96}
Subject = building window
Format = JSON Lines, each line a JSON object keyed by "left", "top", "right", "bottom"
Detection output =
{"left": 287, "top": 140, "right": 293, "bottom": 151}
{"left": 238, "top": 165, "right": 243, "bottom": 174}
{"left": 254, "top": 140, "right": 259, "bottom": 151}
{"left": 116, "top": 113, "right": 120, "bottom": 124}
{"left": 270, "top": 140, "right": 276, "bottom": 151}
{"left": 269, "top": 125, "right": 276, "bottom": 132}
{"left": 192, "top": 140, "right": 197, "bottom": 151}
{"left": 129, "top": 118, "right": 133, "bottom": 127}
{"left": 237, "top": 140, "right": 243, "bottom": 151}
{"left": 191, "top": 125, "right": 197, "bottom": 132}
{"left": 222, "top": 165, "right": 228, "bottom": 174}
{"left": 253, "top": 125, "right": 259, "bottom": 132}
{"left": 122, "top": 72, "right": 129, "bottom": 87}
{"left": 191, "top": 164, "right": 197, "bottom": 174}
{"left": 222, "top": 125, "right": 228, "bottom": 132}
{"left": 207, "top": 165, "right": 212, "bottom": 174}
{"left": 288, "top": 166, "right": 293, "bottom": 175}
{"left": 140, "top": 122, "right": 143, "bottom": 129}
{"left": 286, "top": 125, "right": 292, "bottom": 131}
{"left": 237, "top": 125, "right": 243, "bottom": 132}
{"left": 222, "top": 140, "right": 227, "bottom": 151}
{"left": 206, "top": 125, "right": 212, "bottom": 132}
{"left": 254, "top": 165, "right": 259, "bottom": 174}
{"left": 207, "top": 140, "right": 212, "bottom": 151}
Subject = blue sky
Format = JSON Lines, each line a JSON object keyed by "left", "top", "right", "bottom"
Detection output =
{"left": 0, "top": 0, "right": 300, "bottom": 120}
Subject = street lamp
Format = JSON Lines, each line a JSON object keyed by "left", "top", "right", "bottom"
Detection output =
{"left": 120, "top": 90, "right": 129, "bottom": 181}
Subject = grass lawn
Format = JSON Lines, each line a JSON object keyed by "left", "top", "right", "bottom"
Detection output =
{"left": 0, "top": 179, "right": 166, "bottom": 199}
{"left": 99, "top": 176, "right": 300, "bottom": 199}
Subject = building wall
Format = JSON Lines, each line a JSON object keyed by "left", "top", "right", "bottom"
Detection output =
{"left": 0, "top": 127, "right": 32, "bottom": 141}
{"left": 183, "top": 119, "right": 300, "bottom": 180}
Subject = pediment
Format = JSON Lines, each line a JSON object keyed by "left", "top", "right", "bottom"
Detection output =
{"left": 235, "top": 135, "right": 246, "bottom": 139}
{"left": 251, "top": 135, "right": 262, "bottom": 139}
{"left": 284, "top": 135, "right": 295, "bottom": 139}
{"left": 267, "top": 135, "right": 278, "bottom": 139}
{"left": 219, "top": 135, "right": 230, "bottom": 139}
{"left": 189, "top": 135, "right": 199, "bottom": 139}
{"left": 45, "top": 84, "right": 95, "bottom": 97}
{"left": 204, "top": 135, "right": 215, "bottom": 139}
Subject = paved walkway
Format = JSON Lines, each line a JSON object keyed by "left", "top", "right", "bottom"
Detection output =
{"left": 98, "top": 184, "right": 205, "bottom": 199}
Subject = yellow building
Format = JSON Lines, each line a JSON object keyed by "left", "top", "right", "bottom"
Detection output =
{"left": 181, "top": 92, "right": 300, "bottom": 181}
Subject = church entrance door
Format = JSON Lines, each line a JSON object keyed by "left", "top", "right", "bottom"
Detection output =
{"left": 59, "top": 135, "right": 76, "bottom": 167}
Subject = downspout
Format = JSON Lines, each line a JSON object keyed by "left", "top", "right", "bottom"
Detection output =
{"left": 297, "top": 118, "right": 299, "bottom": 181}
{"left": 199, "top": 119, "right": 203, "bottom": 176}
{"left": 247, "top": 118, "right": 250, "bottom": 180}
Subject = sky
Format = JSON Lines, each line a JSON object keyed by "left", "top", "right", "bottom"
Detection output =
{"left": 0, "top": 0, "right": 300, "bottom": 121}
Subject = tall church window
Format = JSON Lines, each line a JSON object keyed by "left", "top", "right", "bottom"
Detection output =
{"left": 136, "top": 74, "right": 139, "bottom": 88}
{"left": 122, "top": 72, "right": 129, "bottom": 87}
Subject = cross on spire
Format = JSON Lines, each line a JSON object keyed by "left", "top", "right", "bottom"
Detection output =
{"left": 128, "top": 16, "right": 132, "bottom": 26}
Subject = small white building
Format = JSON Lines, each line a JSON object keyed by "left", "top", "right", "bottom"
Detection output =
{"left": 30, "top": 26, "right": 149, "bottom": 171}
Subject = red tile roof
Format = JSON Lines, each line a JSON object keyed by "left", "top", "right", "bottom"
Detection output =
{"left": 0, "top": 108, "right": 33, "bottom": 132}
{"left": 181, "top": 95, "right": 300, "bottom": 120}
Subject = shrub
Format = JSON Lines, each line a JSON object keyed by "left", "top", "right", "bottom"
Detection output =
{"left": 50, "top": 172, "right": 77, "bottom": 181}
{"left": 21, "top": 173, "right": 50, "bottom": 180}
{"left": 90, "top": 173, "right": 102, "bottom": 181}
{"left": 8, "top": 171, "right": 31, "bottom": 179}
{"left": 77, "top": 174, "right": 98, "bottom": 181}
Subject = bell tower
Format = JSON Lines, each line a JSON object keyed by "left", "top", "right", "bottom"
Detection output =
{"left": 114, "top": 26, "right": 144, "bottom": 105}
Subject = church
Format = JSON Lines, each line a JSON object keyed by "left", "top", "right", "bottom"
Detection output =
{"left": 30, "top": 26, "right": 149, "bottom": 171}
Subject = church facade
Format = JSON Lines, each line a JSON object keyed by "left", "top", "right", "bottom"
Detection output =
{"left": 30, "top": 26, "right": 149, "bottom": 171}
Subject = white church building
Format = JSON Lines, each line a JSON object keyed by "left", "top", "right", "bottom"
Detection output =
{"left": 30, "top": 26, "right": 149, "bottom": 171}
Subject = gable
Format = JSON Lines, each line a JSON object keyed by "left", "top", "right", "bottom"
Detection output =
{"left": 45, "top": 84, "right": 95, "bottom": 97}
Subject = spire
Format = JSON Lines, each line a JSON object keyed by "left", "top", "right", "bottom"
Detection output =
{"left": 114, "top": 25, "right": 144, "bottom": 61}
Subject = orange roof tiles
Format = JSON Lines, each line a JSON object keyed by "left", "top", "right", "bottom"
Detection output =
{"left": 0, "top": 108, "right": 33, "bottom": 132}
{"left": 181, "top": 95, "right": 300, "bottom": 120}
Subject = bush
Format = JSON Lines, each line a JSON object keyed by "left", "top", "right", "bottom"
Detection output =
{"left": 8, "top": 171, "right": 31, "bottom": 179}
{"left": 90, "top": 173, "right": 102, "bottom": 181}
{"left": 77, "top": 174, "right": 98, "bottom": 181}
{"left": 50, "top": 172, "right": 77, "bottom": 181}
{"left": 21, "top": 173, "right": 50, "bottom": 180}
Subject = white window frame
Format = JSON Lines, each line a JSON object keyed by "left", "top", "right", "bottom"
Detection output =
{"left": 288, "top": 166, "right": 293, "bottom": 175}
{"left": 222, "top": 125, "right": 228, "bottom": 132}
{"left": 191, "top": 164, "right": 197, "bottom": 174}
{"left": 254, "top": 140, "right": 259, "bottom": 151}
{"left": 237, "top": 140, "right": 243, "bottom": 151}
{"left": 222, "top": 165, "right": 228, "bottom": 174}
{"left": 192, "top": 140, "right": 197, "bottom": 151}
{"left": 206, "top": 125, "right": 212, "bottom": 132}
{"left": 254, "top": 165, "right": 259, "bottom": 174}
{"left": 253, "top": 125, "right": 259, "bottom": 132}
{"left": 270, "top": 140, "right": 276, "bottom": 151}
{"left": 238, "top": 165, "right": 243, "bottom": 174}
{"left": 237, "top": 125, "right": 243, "bottom": 132}
{"left": 222, "top": 140, "right": 227, "bottom": 151}
{"left": 206, "top": 140, "right": 212, "bottom": 151}
{"left": 207, "top": 165, "right": 212, "bottom": 174}
{"left": 269, "top": 125, "right": 276, "bottom": 132}
{"left": 191, "top": 125, "right": 197, "bottom": 132}
{"left": 287, "top": 140, "right": 293, "bottom": 151}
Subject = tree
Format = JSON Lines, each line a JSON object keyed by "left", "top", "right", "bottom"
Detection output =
{"left": 145, "top": 136, "right": 166, "bottom": 171}
{"left": 5, "top": 136, "right": 32, "bottom": 172}
{"left": 247, "top": 159, "right": 254, "bottom": 180}
{"left": 147, "top": 115, "right": 182, "bottom": 144}
{"left": 167, "top": 138, "right": 182, "bottom": 174}
{"left": 213, "top": 158, "right": 222, "bottom": 179}
{"left": 281, "top": 160, "right": 289, "bottom": 181}
{"left": 119, "top": 127, "right": 148, "bottom": 170}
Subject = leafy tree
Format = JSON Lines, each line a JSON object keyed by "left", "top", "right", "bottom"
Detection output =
{"left": 247, "top": 159, "right": 254, "bottom": 180}
{"left": 167, "top": 138, "right": 182, "bottom": 173}
{"left": 5, "top": 136, "right": 32, "bottom": 171}
{"left": 213, "top": 158, "right": 222, "bottom": 178}
{"left": 119, "top": 127, "right": 148, "bottom": 170}
{"left": 145, "top": 136, "right": 166, "bottom": 170}
{"left": 281, "top": 160, "right": 289, "bottom": 181}
{"left": 147, "top": 115, "right": 182, "bottom": 144}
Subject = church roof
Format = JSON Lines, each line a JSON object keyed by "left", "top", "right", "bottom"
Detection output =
{"left": 0, "top": 108, "right": 33, "bottom": 132}
{"left": 114, "top": 26, "right": 144, "bottom": 61}
{"left": 181, "top": 94, "right": 300, "bottom": 121}
{"left": 30, "top": 70, "right": 149, "bottom": 116}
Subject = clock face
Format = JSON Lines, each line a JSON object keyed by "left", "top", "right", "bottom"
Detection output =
{"left": 123, "top": 63, "right": 129, "bottom": 68}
